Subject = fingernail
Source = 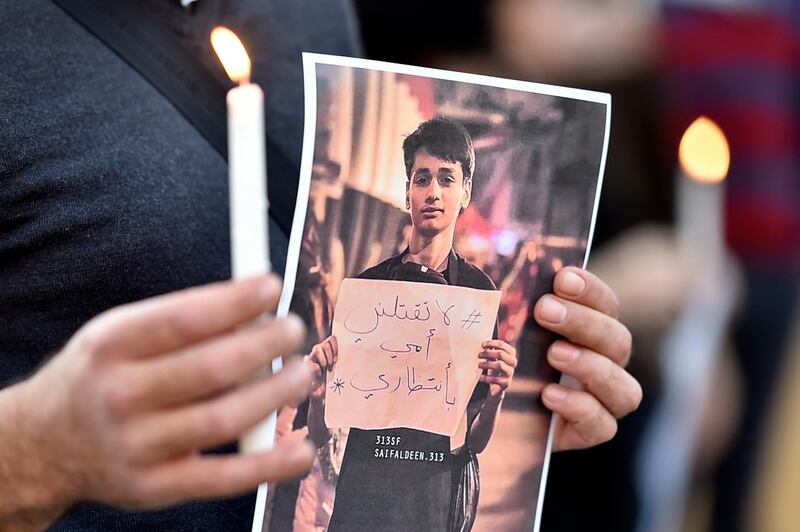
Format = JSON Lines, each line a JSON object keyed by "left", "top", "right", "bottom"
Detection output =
{"left": 544, "top": 385, "right": 568, "bottom": 402}
{"left": 560, "top": 271, "right": 586, "bottom": 297}
{"left": 540, "top": 296, "right": 567, "bottom": 323}
{"left": 256, "top": 276, "right": 281, "bottom": 303}
{"left": 550, "top": 343, "right": 579, "bottom": 363}
{"left": 288, "top": 361, "right": 312, "bottom": 386}
{"left": 284, "top": 313, "right": 307, "bottom": 339}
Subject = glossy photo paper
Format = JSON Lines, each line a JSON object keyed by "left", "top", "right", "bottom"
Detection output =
{"left": 262, "top": 54, "right": 610, "bottom": 532}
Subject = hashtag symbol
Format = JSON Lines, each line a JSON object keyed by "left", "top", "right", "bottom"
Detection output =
{"left": 461, "top": 310, "right": 481, "bottom": 329}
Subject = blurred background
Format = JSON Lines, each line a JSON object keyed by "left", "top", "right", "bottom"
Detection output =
{"left": 345, "top": 1, "right": 799, "bottom": 532}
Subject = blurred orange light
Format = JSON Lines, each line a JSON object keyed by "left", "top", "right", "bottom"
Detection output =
{"left": 678, "top": 117, "right": 730, "bottom": 184}
{"left": 210, "top": 27, "right": 251, "bottom": 84}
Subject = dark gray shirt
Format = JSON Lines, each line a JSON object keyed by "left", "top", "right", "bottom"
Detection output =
{"left": 0, "top": 0, "right": 360, "bottom": 528}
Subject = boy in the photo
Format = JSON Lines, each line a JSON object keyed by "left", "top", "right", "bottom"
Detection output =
{"left": 306, "top": 117, "right": 517, "bottom": 531}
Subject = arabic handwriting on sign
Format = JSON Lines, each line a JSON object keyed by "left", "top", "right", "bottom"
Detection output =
{"left": 343, "top": 296, "right": 433, "bottom": 335}
{"left": 406, "top": 366, "right": 420, "bottom": 394}
{"left": 425, "top": 329, "right": 435, "bottom": 360}
{"left": 350, "top": 373, "right": 403, "bottom": 396}
{"left": 405, "top": 366, "right": 443, "bottom": 395}
{"left": 435, "top": 298, "right": 455, "bottom": 326}
{"left": 343, "top": 306, "right": 379, "bottom": 335}
{"left": 351, "top": 373, "right": 390, "bottom": 393}
{"left": 379, "top": 342, "right": 422, "bottom": 354}
{"left": 445, "top": 363, "right": 456, "bottom": 406}
{"left": 461, "top": 309, "right": 482, "bottom": 329}
{"left": 376, "top": 297, "right": 432, "bottom": 322}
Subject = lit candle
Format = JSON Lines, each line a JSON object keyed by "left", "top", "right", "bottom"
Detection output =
{"left": 676, "top": 116, "right": 730, "bottom": 266}
{"left": 211, "top": 27, "right": 271, "bottom": 279}
{"left": 211, "top": 27, "right": 272, "bottom": 455}
{"left": 636, "top": 117, "right": 735, "bottom": 532}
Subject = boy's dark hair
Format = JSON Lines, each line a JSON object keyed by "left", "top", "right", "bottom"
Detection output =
{"left": 402, "top": 117, "right": 475, "bottom": 183}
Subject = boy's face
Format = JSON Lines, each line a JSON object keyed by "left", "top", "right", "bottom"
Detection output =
{"left": 406, "top": 149, "right": 471, "bottom": 237}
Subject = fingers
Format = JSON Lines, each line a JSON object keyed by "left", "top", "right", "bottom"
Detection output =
{"left": 481, "top": 339, "right": 511, "bottom": 350}
{"left": 135, "top": 440, "right": 315, "bottom": 507}
{"left": 534, "top": 295, "right": 632, "bottom": 366}
{"left": 309, "top": 345, "right": 327, "bottom": 371}
{"left": 478, "top": 358, "right": 514, "bottom": 377}
{"left": 310, "top": 335, "right": 337, "bottom": 370}
{"left": 330, "top": 335, "right": 338, "bottom": 364}
{"left": 479, "top": 345, "right": 517, "bottom": 364}
{"left": 113, "top": 314, "right": 306, "bottom": 414}
{"left": 553, "top": 267, "right": 620, "bottom": 319}
{"left": 321, "top": 339, "right": 335, "bottom": 370}
{"left": 541, "top": 383, "right": 618, "bottom": 450}
{"left": 535, "top": 268, "right": 639, "bottom": 451}
{"left": 478, "top": 340, "right": 516, "bottom": 391}
{"left": 479, "top": 373, "right": 511, "bottom": 388}
{"left": 123, "top": 361, "right": 312, "bottom": 463}
{"left": 480, "top": 340, "right": 516, "bottom": 363}
{"left": 87, "top": 275, "right": 283, "bottom": 359}
{"left": 478, "top": 342, "right": 516, "bottom": 376}
{"left": 546, "top": 340, "right": 642, "bottom": 418}
{"left": 306, "top": 353, "right": 324, "bottom": 380}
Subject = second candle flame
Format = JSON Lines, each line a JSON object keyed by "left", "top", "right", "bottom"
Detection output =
{"left": 679, "top": 116, "right": 730, "bottom": 184}
{"left": 211, "top": 27, "right": 251, "bottom": 84}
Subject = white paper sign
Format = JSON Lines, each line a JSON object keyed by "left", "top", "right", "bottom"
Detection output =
{"left": 325, "top": 278, "right": 501, "bottom": 436}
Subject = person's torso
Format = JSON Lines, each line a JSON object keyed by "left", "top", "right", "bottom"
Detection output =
{"left": 329, "top": 427, "right": 452, "bottom": 531}
{"left": 0, "top": 0, "right": 360, "bottom": 529}
{"left": 328, "top": 252, "right": 495, "bottom": 531}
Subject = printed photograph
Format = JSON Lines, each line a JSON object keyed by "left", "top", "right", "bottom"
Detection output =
{"left": 266, "top": 54, "right": 610, "bottom": 532}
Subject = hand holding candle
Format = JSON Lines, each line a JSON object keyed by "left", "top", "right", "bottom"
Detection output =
{"left": 637, "top": 117, "right": 737, "bottom": 532}
{"left": 212, "top": 28, "right": 277, "bottom": 455}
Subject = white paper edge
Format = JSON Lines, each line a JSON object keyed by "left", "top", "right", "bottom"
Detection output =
{"left": 250, "top": 54, "right": 319, "bottom": 532}
{"left": 252, "top": 52, "right": 612, "bottom": 532}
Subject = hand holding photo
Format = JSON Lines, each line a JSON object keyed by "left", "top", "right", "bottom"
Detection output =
{"left": 264, "top": 54, "right": 610, "bottom": 532}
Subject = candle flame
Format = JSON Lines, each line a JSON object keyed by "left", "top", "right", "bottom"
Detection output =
{"left": 679, "top": 116, "right": 730, "bottom": 184}
{"left": 210, "top": 27, "right": 251, "bottom": 84}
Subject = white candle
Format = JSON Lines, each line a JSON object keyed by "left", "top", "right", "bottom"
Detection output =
{"left": 212, "top": 28, "right": 272, "bottom": 456}
{"left": 637, "top": 116, "right": 734, "bottom": 532}
{"left": 211, "top": 27, "right": 271, "bottom": 279}
{"left": 228, "top": 82, "right": 271, "bottom": 276}
{"left": 676, "top": 116, "right": 729, "bottom": 267}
